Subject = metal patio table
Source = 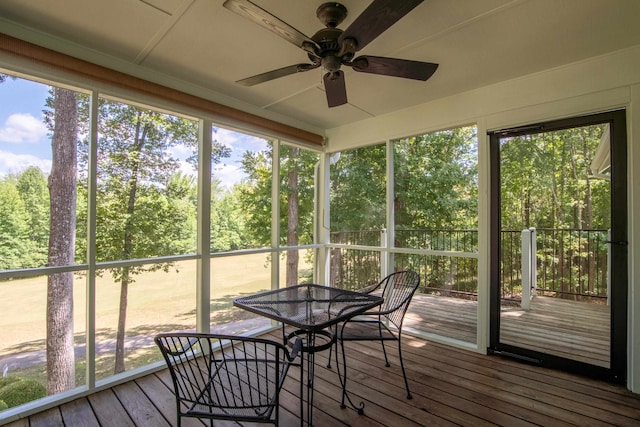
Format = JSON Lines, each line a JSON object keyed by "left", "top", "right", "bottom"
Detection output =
{"left": 234, "top": 283, "right": 383, "bottom": 426}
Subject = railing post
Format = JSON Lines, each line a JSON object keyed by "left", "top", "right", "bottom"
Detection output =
{"left": 530, "top": 227, "right": 537, "bottom": 298}
{"left": 521, "top": 228, "right": 536, "bottom": 310}
{"left": 381, "top": 228, "right": 388, "bottom": 279}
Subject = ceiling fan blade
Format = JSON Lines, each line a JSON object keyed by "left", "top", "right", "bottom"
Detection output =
{"left": 223, "top": 0, "right": 316, "bottom": 49}
{"left": 339, "top": 0, "right": 423, "bottom": 51}
{"left": 237, "top": 63, "right": 318, "bottom": 86}
{"left": 351, "top": 56, "right": 438, "bottom": 81}
{"left": 323, "top": 71, "right": 347, "bottom": 108}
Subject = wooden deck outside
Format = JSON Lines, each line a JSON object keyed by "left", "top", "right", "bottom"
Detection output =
{"left": 405, "top": 294, "right": 610, "bottom": 368}
{"left": 5, "top": 329, "right": 639, "bottom": 426}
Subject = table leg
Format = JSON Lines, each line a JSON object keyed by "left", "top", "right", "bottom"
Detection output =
{"left": 287, "top": 329, "right": 334, "bottom": 426}
{"left": 305, "top": 331, "right": 315, "bottom": 427}
{"left": 296, "top": 331, "right": 315, "bottom": 427}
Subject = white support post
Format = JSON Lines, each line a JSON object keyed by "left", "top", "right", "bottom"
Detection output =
{"left": 521, "top": 227, "right": 537, "bottom": 310}
{"left": 530, "top": 227, "right": 537, "bottom": 298}
{"left": 380, "top": 228, "right": 388, "bottom": 279}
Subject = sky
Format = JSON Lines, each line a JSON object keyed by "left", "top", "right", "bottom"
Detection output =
{"left": 0, "top": 75, "right": 266, "bottom": 189}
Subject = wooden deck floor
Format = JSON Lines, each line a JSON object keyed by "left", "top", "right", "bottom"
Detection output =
{"left": 5, "top": 328, "right": 639, "bottom": 427}
{"left": 405, "top": 294, "right": 610, "bottom": 367}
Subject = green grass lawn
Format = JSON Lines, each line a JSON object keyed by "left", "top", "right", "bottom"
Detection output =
{"left": 0, "top": 252, "right": 315, "bottom": 375}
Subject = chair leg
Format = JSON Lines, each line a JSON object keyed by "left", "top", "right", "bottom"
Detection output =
{"left": 337, "top": 338, "right": 365, "bottom": 414}
{"left": 327, "top": 336, "right": 333, "bottom": 368}
{"left": 377, "top": 320, "right": 391, "bottom": 367}
{"left": 339, "top": 338, "right": 348, "bottom": 408}
{"left": 380, "top": 340, "right": 390, "bottom": 367}
{"left": 397, "top": 336, "right": 412, "bottom": 399}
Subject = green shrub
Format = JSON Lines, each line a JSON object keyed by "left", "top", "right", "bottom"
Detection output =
{"left": 0, "top": 400, "right": 8, "bottom": 411}
{"left": 0, "top": 379, "right": 46, "bottom": 408}
{"left": 0, "top": 377, "right": 21, "bottom": 389}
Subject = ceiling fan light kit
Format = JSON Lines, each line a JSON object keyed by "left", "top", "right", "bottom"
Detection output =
{"left": 223, "top": 0, "right": 439, "bottom": 108}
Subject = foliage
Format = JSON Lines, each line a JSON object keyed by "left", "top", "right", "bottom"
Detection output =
{"left": 394, "top": 126, "right": 478, "bottom": 231}
{"left": 0, "top": 179, "right": 32, "bottom": 269}
{"left": 0, "top": 378, "right": 46, "bottom": 408}
{"left": 237, "top": 142, "right": 318, "bottom": 247}
{"left": 211, "top": 183, "right": 250, "bottom": 251}
{"left": 330, "top": 144, "right": 387, "bottom": 232}
{"left": 80, "top": 99, "right": 201, "bottom": 272}
{"left": 16, "top": 167, "right": 50, "bottom": 265}
{"left": 500, "top": 125, "right": 608, "bottom": 230}
{"left": 329, "top": 128, "right": 478, "bottom": 236}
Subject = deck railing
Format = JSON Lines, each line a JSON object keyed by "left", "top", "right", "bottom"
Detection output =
{"left": 329, "top": 228, "right": 609, "bottom": 301}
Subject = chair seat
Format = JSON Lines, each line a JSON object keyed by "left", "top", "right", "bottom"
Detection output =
{"left": 186, "top": 358, "right": 284, "bottom": 421}
{"left": 340, "top": 318, "right": 398, "bottom": 341}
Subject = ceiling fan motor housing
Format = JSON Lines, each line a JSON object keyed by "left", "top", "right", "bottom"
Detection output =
{"left": 316, "top": 3, "right": 348, "bottom": 28}
{"left": 311, "top": 27, "right": 344, "bottom": 72}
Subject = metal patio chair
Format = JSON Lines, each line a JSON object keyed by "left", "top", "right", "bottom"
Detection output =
{"left": 155, "top": 333, "right": 301, "bottom": 426}
{"left": 333, "top": 270, "right": 421, "bottom": 410}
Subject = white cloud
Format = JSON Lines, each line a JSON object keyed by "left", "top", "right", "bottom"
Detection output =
{"left": 167, "top": 144, "right": 194, "bottom": 161}
{"left": 177, "top": 159, "right": 197, "bottom": 177}
{"left": 214, "top": 127, "right": 268, "bottom": 151}
{"left": 0, "top": 113, "right": 48, "bottom": 144}
{"left": 0, "top": 150, "right": 52, "bottom": 176}
{"left": 214, "top": 127, "right": 242, "bottom": 150}
{"left": 213, "top": 163, "right": 245, "bottom": 189}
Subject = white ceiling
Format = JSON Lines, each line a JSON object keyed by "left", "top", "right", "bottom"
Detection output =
{"left": 2, "top": 0, "right": 640, "bottom": 131}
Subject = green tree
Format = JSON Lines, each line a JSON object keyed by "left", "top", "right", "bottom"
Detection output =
{"left": 15, "top": 166, "right": 50, "bottom": 265}
{"left": 0, "top": 179, "right": 31, "bottom": 269}
{"left": 500, "top": 125, "right": 608, "bottom": 230}
{"left": 330, "top": 144, "right": 387, "bottom": 234}
{"left": 84, "top": 100, "right": 199, "bottom": 373}
{"left": 394, "top": 127, "right": 478, "bottom": 232}
{"left": 238, "top": 142, "right": 317, "bottom": 285}
{"left": 211, "top": 183, "right": 248, "bottom": 252}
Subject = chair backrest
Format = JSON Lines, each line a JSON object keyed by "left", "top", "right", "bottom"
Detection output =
{"left": 379, "top": 270, "right": 421, "bottom": 329}
{"left": 155, "top": 333, "right": 292, "bottom": 422}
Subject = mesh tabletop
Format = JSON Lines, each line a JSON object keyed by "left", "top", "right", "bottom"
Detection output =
{"left": 234, "top": 284, "right": 383, "bottom": 332}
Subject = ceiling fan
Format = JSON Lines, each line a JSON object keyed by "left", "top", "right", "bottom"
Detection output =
{"left": 223, "top": 0, "right": 439, "bottom": 108}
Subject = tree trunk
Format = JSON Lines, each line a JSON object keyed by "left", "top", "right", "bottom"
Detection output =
{"left": 114, "top": 270, "right": 129, "bottom": 373}
{"left": 286, "top": 147, "right": 299, "bottom": 286}
{"left": 46, "top": 88, "right": 77, "bottom": 394}
{"left": 114, "top": 112, "right": 147, "bottom": 374}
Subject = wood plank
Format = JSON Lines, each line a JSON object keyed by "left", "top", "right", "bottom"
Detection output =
{"left": 154, "top": 369, "right": 241, "bottom": 426}
{"left": 135, "top": 373, "right": 206, "bottom": 427}
{"left": 28, "top": 407, "right": 63, "bottom": 427}
{"left": 59, "top": 397, "right": 99, "bottom": 427}
{"left": 113, "top": 381, "right": 171, "bottom": 427}
{"left": 2, "top": 418, "right": 29, "bottom": 427}
{"left": 87, "top": 388, "right": 136, "bottom": 427}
